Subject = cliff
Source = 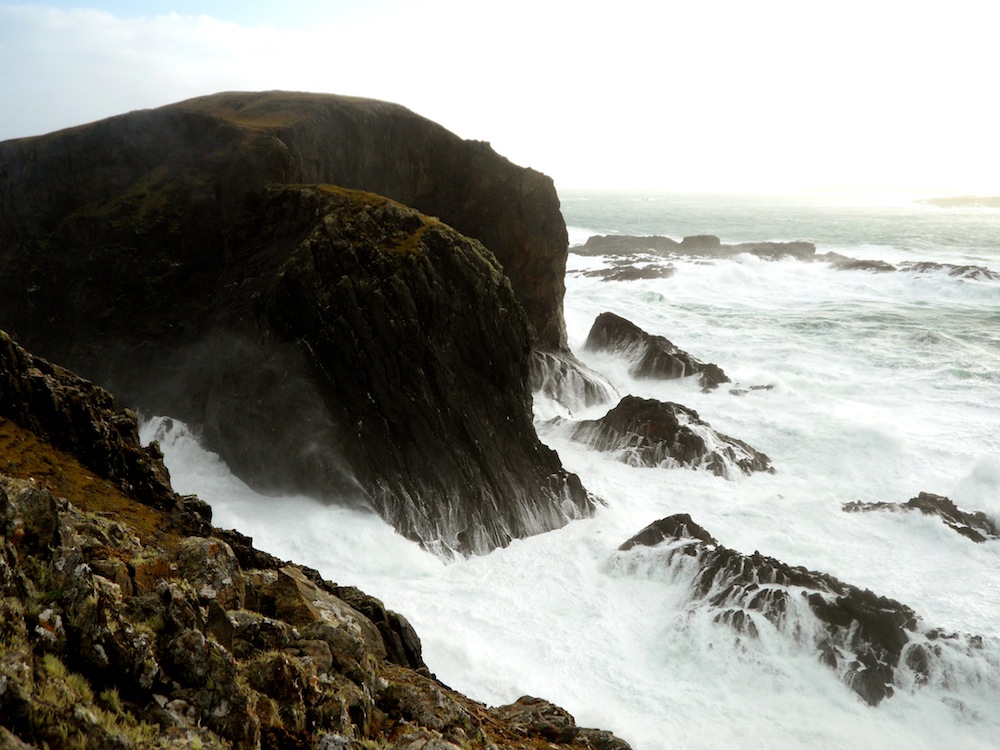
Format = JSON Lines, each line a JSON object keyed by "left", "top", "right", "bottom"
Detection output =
{"left": 0, "top": 90, "right": 569, "bottom": 351}
{"left": 0, "top": 329, "right": 631, "bottom": 749}
{"left": 0, "top": 93, "right": 589, "bottom": 554}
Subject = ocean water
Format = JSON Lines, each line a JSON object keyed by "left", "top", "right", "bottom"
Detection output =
{"left": 141, "top": 191, "right": 1000, "bottom": 750}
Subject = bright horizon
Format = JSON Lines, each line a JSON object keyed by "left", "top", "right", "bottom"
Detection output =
{"left": 1, "top": 1, "right": 997, "bottom": 196}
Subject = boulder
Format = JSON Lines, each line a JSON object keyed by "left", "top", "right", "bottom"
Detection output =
{"left": 584, "top": 312, "right": 730, "bottom": 390}
{"left": 569, "top": 396, "right": 773, "bottom": 478}
{"left": 843, "top": 492, "right": 999, "bottom": 543}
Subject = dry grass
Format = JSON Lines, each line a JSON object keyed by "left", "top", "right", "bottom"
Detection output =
{"left": 0, "top": 417, "right": 177, "bottom": 547}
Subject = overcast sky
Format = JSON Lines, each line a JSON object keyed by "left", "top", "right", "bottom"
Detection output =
{"left": 1, "top": 1, "right": 996, "bottom": 194}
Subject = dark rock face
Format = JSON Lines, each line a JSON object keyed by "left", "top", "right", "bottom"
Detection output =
{"left": 843, "top": 492, "right": 1000, "bottom": 543}
{"left": 584, "top": 312, "right": 730, "bottom": 390}
{"left": 568, "top": 396, "right": 773, "bottom": 478}
{"left": 0, "top": 91, "right": 592, "bottom": 554}
{"left": 573, "top": 235, "right": 680, "bottom": 256}
{"left": 110, "top": 186, "right": 592, "bottom": 555}
{"left": 615, "top": 514, "right": 979, "bottom": 706}
{"left": 0, "top": 90, "right": 570, "bottom": 352}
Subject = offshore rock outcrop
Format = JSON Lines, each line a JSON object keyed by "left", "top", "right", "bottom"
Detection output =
{"left": 566, "top": 396, "right": 773, "bottom": 478}
{"left": 584, "top": 312, "right": 730, "bottom": 390}
{"left": 573, "top": 234, "right": 816, "bottom": 260}
{"left": 843, "top": 492, "right": 1000, "bottom": 543}
{"left": 0, "top": 91, "right": 591, "bottom": 554}
{"left": 614, "top": 515, "right": 997, "bottom": 707}
{"left": 0, "top": 332, "right": 632, "bottom": 749}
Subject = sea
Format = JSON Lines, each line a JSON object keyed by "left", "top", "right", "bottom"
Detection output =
{"left": 140, "top": 190, "right": 1000, "bottom": 750}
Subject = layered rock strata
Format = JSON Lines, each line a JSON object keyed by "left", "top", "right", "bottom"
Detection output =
{"left": 584, "top": 312, "right": 730, "bottom": 390}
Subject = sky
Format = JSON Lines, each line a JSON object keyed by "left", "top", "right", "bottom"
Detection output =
{"left": 0, "top": 1, "right": 997, "bottom": 195}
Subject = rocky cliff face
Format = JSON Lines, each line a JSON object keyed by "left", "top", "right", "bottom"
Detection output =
{"left": 0, "top": 90, "right": 569, "bottom": 352}
{"left": 0, "top": 93, "right": 588, "bottom": 554}
{"left": 0, "top": 332, "right": 631, "bottom": 749}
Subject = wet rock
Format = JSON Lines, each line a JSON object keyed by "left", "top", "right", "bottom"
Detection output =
{"left": 584, "top": 312, "right": 730, "bottom": 390}
{"left": 843, "top": 492, "right": 999, "bottom": 542}
{"left": 615, "top": 513, "right": 964, "bottom": 706}
{"left": 569, "top": 396, "right": 773, "bottom": 478}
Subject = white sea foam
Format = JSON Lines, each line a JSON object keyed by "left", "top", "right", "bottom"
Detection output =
{"left": 143, "top": 195, "right": 1000, "bottom": 749}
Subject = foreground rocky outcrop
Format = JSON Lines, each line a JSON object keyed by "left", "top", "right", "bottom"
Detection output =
{"left": 0, "top": 334, "right": 631, "bottom": 749}
{"left": 843, "top": 492, "right": 1000, "bottom": 543}
{"left": 565, "top": 396, "right": 773, "bottom": 478}
{"left": 0, "top": 92, "right": 587, "bottom": 555}
{"left": 614, "top": 514, "right": 994, "bottom": 707}
{"left": 584, "top": 312, "right": 729, "bottom": 390}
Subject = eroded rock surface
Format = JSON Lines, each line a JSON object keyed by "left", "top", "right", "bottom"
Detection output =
{"left": 584, "top": 312, "right": 729, "bottom": 390}
{"left": 843, "top": 492, "right": 1000, "bottom": 543}
{"left": 567, "top": 396, "right": 772, "bottom": 478}
{"left": 615, "top": 514, "right": 995, "bottom": 706}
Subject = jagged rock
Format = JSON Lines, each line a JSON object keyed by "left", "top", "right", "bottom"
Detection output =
{"left": 174, "top": 536, "right": 246, "bottom": 609}
{"left": 615, "top": 514, "right": 993, "bottom": 707}
{"left": 0, "top": 323, "right": 632, "bottom": 750}
{"left": 0, "top": 331, "right": 209, "bottom": 534}
{"left": 843, "top": 492, "right": 1000, "bottom": 543}
{"left": 584, "top": 312, "right": 729, "bottom": 390}
{"left": 569, "top": 396, "right": 773, "bottom": 478}
{"left": 897, "top": 261, "right": 1000, "bottom": 280}
{"left": 820, "top": 253, "right": 897, "bottom": 273}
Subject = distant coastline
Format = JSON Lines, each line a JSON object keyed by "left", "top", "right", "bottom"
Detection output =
{"left": 919, "top": 194, "right": 1000, "bottom": 208}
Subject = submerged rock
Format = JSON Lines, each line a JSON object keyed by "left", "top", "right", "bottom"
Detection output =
{"left": 584, "top": 312, "right": 730, "bottom": 390}
{"left": 615, "top": 514, "right": 995, "bottom": 707}
{"left": 567, "top": 396, "right": 773, "bottom": 478}
{"left": 843, "top": 492, "right": 1000, "bottom": 543}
